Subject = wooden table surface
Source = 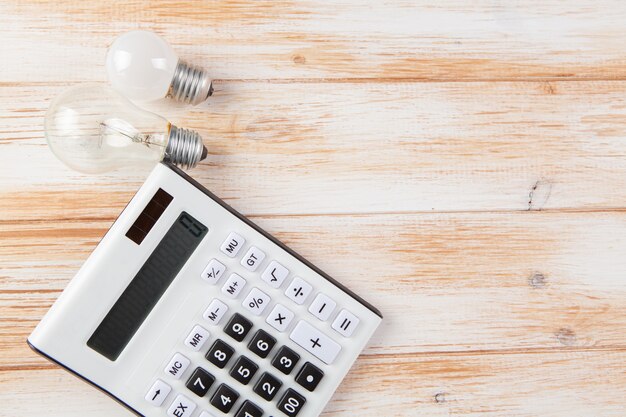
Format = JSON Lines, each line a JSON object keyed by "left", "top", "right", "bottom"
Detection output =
{"left": 2, "top": 1, "right": 626, "bottom": 416}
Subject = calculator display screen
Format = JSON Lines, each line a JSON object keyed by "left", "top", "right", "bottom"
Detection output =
{"left": 87, "top": 211, "right": 208, "bottom": 361}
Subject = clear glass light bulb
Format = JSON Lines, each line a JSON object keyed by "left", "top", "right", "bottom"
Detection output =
{"left": 106, "top": 30, "right": 213, "bottom": 105}
{"left": 45, "top": 85, "right": 207, "bottom": 174}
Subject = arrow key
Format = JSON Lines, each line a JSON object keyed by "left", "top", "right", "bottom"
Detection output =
{"left": 145, "top": 379, "right": 171, "bottom": 407}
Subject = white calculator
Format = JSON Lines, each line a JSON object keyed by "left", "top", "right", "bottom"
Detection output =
{"left": 28, "top": 163, "right": 382, "bottom": 417}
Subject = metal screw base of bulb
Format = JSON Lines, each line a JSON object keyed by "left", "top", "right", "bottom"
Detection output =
{"left": 169, "top": 60, "right": 213, "bottom": 106}
{"left": 165, "top": 125, "right": 207, "bottom": 169}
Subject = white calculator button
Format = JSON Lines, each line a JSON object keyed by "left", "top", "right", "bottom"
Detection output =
{"left": 290, "top": 320, "right": 342, "bottom": 365}
{"left": 220, "top": 232, "right": 246, "bottom": 257}
{"left": 332, "top": 309, "right": 360, "bottom": 337}
{"left": 222, "top": 273, "right": 246, "bottom": 298}
{"left": 145, "top": 379, "right": 171, "bottom": 407}
{"left": 167, "top": 394, "right": 196, "bottom": 417}
{"left": 261, "top": 261, "right": 290, "bottom": 288}
{"left": 240, "top": 246, "right": 266, "bottom": 272}
{"left": 201, "top": 259, "right": 226, "bottom": 284}
{"left": 164, "top": 353, "right": 190, "bottom": 379}
{"left": 203, "top": 299, "right": 228, "bottom": 324}
{"left": 285, "top": 277, "right": 313, "bottom": 305}
{"left": 184, "top": 325, "right": 210, "bottom": 351}
{"left": 242, "top": 287, "right": 271, "bottom": 316}
{"left": 199, "top": 412, "right": 217, "bottom": 417}
{"left": 308, "top": 293, "right": 337, "bottom": 321}
{"left": 266, "top": 304, "right": 295, "bottom": 332}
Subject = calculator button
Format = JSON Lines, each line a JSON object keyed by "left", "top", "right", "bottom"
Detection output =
{"left": 224, "top": 313, "right": 253, "bottom": 342}
{"left": 229, "top": 355, "right": 259, "bottom": 385}
{"left": 204, "top": 299, "right": 228, "bottom": 325}
{"left": 167, "top": 394, "right": 196, "bottom": 417}
{"left": 206, "top": 339, "right": 235, "bottom": 369}
{"left": 145, "top": 379, "right": 171, "bottom": 406}
{"left": 184, "top": 325, "right": 210, "bottom": 351}
{"left": 240, "top": 246, "right": 266, "bottom": 272}
{"left": 285, "top": 277, "right": 313, "bottom": 305}
{"left": 242, "top": 287, "right": 271, "bottom": 316}
{"left": 266, "top": 304, "right": 295, "bottom": 332}
{"left": 201, "top": 259, "right": 226, "bottom": 284}
{"left": 235, "top": 400, "right": 264, "bottom": 417}
{"left": 295, "top": 362, "right": 324, "bottom": 392}
{"left": 210, "top": 383, "right": 240, "bottom": 413}
{"left": 271, "top": 346, "right": 300, "bottom": 375}
{"left": 199, "top": 411, "right": 217, "bottom": 417}
{"left": 277, "top": 388, "right": 306, "bottom": 417}
{"left": 220, "top": 232, "right": 246, "bottom": 257}
{"left": 164, "top": 352, "right": 190, "bottom": 379}
{"left": 222, "top": 273, "right": 247, "bottom": 298}
{"left": 253, "top": 372, "right": 282, "bottom": 401}
{"left": 248, "top": 329, "right": 276, "bottom": 358}
{"left": 332, "top": 309, "right": 360, "bottom": 337}
{"left": 308, "top": 293, "right": 336, "bottom": 322}
{"left": 261, "top": 260, "right": 290, "bottom": 288}
{"left": 186, "top": 367, "right": 215, "bottom": 397}
{"left": 290, "top": 320, "right": 341, "bottom": 365}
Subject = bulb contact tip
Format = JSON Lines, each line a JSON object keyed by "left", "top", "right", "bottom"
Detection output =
{"left": 165, "top": 125, "right": 205, "bottom": 169}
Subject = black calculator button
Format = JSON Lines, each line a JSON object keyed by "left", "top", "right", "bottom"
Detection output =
{"left": 185, "top": 367, "right": 215, "bottom": 397}
{"left": 248, "top": 329, "right": 277, "bottom": 358}
{"left": 295, "top": 362, "right": 324, "bottom": 392}
{"left": 224, "top": 313, "right": 253, "bottom": 342}
{"left": 235, "top": 400, "right": 264, "bottom": 417}
{"left": 272, "top": 346, "right": 300, "bottom": 375}
{"left": 206, "top": 339, "right": 235, "bottom": 369}
{"left": 277, "top": 388, "right": 306, "bottom": 417}
{"left": 210, "top": 383, "right": 240, "bottom": 413}
{"left": 253, "top": 372, "right": 282, "bottom": 401}
{"left": 229, "top": 355, "right": 259, "bottom": 385}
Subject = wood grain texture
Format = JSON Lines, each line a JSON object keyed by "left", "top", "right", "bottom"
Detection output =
{"left": 3, "top": 1, "right": 626, "bottom": 81}
{"left": 1, "top": 0, "right": 626, "bottom": 416}
{"left": 4, "top": 350, "right": 626, "bottom": 417}
{"left": 4, "top": 81, "right": 626, "bottom": 214}
{"left": 3, "top": 210, "right": 626, "bottom": 367}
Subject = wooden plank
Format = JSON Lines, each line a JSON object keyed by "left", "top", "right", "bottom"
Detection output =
{"left": 3, "top": 1, "right": 626, "bottom": 82}
{"left": 3, "top": 81, "right": 626, "bottom": 215}
{"left": 5, "top": 349, "right": 626, "bottom": 416}
{"left": 3, "top": 210, "right": 626, "bottom": 367}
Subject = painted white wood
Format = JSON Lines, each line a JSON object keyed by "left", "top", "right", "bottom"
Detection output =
{"left": 2, "top": 1, "right": 626, "bottom": 81}
{"left": 4, "top": 81, "right": 626, "bottom": 215}
{"left": 3, "top": 1, "right": 626, "bottom": 416}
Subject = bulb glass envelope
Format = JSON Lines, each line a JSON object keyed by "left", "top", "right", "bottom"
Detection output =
{"left": 45, "top": 85, "right": 171, "bottom": 174}
{"left": 106, "top": 31, "right": 179, "bottom": 102}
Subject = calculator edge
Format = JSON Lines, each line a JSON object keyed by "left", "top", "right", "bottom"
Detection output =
{"left": 27, "top": 339, "right": 144, "bottom": 417}
{"left": 163, "top": 162, "right": 383, "bottom": 319}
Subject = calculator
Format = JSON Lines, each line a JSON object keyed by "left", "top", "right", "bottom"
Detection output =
{"left": 28, "top": 162, "right": 382, "bottom": 417}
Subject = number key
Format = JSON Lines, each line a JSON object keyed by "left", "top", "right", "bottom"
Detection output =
{"left": 229, "top": 355, "right": 258, "bottom": 385}
{"left": 206, "top": 339, "right": 234, "bottom": 369}
{"left": 210, "top": 383, "right": 239, "bottom": 414}
{"left": 248, "top": 329, "right": 276, "bottom": 358}
{"left": 224, "top": 313, "right": 253, "bottom": 342}
{"left": 277, "top": 388, "right": 306, "bottom": 417}
{"left": 253, "top": 372, "right": 282, "bottom": 401}
{"left": 271, "top": 346, "right": 300, "bottom": 375}
{"left": 185, "top": 367, "right": 215, "bottom": 397}
{"left": 235, "top": 400, "right": 263, "bottom": 417}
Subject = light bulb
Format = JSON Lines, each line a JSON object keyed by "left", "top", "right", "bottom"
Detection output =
{"left": 44, "top": 85, "right": 207, "bottom": 174}
{"left": 106, "top": 30, "right": 213, "bottom": 105}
